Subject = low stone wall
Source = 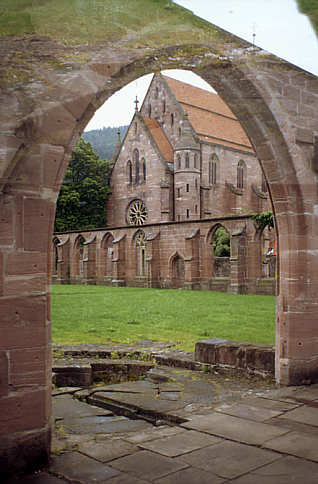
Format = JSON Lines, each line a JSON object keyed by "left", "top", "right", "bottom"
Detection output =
{"left": 53, "top": 359, "right": 154, "bottom": 387}
{"left": 195, "top": 338, "right": 275, "bottom": 378}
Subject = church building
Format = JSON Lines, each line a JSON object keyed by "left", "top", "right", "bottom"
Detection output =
{"left": 53, "top": 74, "right": 275, "bottom": 294}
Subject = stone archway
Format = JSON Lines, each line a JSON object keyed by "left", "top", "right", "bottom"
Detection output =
{"left": 1, "top": 1, "right": 318, "bottom": 477}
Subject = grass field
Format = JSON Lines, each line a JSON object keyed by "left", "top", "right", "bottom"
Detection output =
{"left": 51, "top": 285, "right": 276, "bottom": 351}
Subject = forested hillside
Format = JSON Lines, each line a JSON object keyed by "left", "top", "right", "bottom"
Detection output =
{"left": 82, "top": 125, "right": 128, "bottom": 160}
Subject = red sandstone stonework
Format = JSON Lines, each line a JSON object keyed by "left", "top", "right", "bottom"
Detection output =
{"left": 1, "top": 6, "right": 318, "bottom": 479}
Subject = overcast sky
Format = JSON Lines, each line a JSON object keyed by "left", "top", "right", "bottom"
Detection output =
{"left": 85, "top": 0, "right": 318, "bottom": 131}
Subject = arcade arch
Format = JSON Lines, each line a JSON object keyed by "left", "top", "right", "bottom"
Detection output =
{"left": 1, "top": 3, "right": 318, "bottom": 477}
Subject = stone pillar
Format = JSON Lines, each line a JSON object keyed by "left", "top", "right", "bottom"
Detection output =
{"left": 83, "top": 235, "right": 97, "bottom": 284}
{"left": 0, "top": 187, "right": 55, "bottom": 477}
{"left": 57, "top": 237, "right": 70, "bottom": 283}
{"left": 184, "top": 229, "right": 200, "bottom": 289}
{"left": 112, "top": 234, "right": 126, "bottom": 286}
{"left": 146, "top": 231, "right": 160, "bottom": 288}
{"left": 229, "top": 228, "right": 247, "bottom": 294}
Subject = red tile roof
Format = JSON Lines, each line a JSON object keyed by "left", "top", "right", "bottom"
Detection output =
{"left": 144, "top": 117, "right": 174, "bottom": 162}
{"left": 163, "top": 75, "right": 254, "bottom": 154}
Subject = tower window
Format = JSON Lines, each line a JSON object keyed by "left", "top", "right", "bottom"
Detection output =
{"left": 171, "top": 113, "right": 174, "bottom": 127}
{"left": 142, "top": 158, "right": 146, "bottom": 182}
{"left": 177, "top": 155, "right": 181, "bottom": 169}
{"left": 163, "top": 99, "right": 166, "bottom": 113}
{"left": 185, "top": 153, "right": 189, "bottom": 168}
{"left": 127, "top": 160, "right": 132, "bottom": 184}
{"left": 134, "top": 149, "right": 140, "bottom": 184}
{"left": 186, "top": 183, "right": 189, "bottom": 192}
{"left": 177, "top": 188, "right": 181, "bottom": 197}
{"left": 194, "top": 153, "right": 197, "bottom": 168}
{"left": 155, "top": 86, "right": 159, "bottom": 99}
{"left": 186, "top": 209, "right": 190, "bottom": 219}
{"left": 149, "top": 104, "right": 152, "bottom": 117}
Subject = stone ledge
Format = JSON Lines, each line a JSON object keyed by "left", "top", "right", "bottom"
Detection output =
{"left": 195, "top": 339, "right": 275, "bottom": 377}
{"left": 53, "top": 359, "right": 154, "bottom": 387}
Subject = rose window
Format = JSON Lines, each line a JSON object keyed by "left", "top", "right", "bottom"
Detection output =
{"left": 127, "top": 200, "right": 148, "bottom": 225}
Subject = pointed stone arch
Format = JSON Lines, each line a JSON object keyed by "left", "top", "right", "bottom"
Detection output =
{"left": 169, "top": 251, "right": 185, "bottom": 289}
{"left": 1, "top": 3, "right": 318, "bottom": 475}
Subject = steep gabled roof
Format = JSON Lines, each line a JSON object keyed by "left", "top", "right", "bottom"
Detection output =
{"left": 163, "top": 75, "right": 254, "bottom": 154}
{"left": 143, "top": 117, "right": 174, "bottom": 163}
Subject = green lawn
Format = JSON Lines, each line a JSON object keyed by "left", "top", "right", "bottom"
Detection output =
{"left": 51, "top": 285, "right": 276, "bottom": 351}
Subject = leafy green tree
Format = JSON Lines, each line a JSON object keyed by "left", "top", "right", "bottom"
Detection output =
{"left": 213, "top": 227, "right": 230, "bottom": 257}
{"left": 252, "top": 211, "right": 274, "bottom": 232}
{"left": 54, "top": 138, "right": 111, "bottom": 232}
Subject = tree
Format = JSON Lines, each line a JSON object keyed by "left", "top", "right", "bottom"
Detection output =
{"left": 54, "top": 138, "right": 111, "bottom": 232}
{"left": 213, "top": 227, "right": 230, "bottom": 257}
{"left": 252, "top": 211, "right": 274, "bottom": 232}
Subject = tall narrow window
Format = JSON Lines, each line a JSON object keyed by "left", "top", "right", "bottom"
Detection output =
{"left": 177, "top": 187, "right": 181, "bottom": 197}
{"left": 171, "top": 113, "right": 174, "bottom": 127}
{"left": 194, "top": 153, "right": 198, "bottom": 169}
{"left": 186, "top": 209, "right": 190, "bottom": 219}
{"left": 142, "top": 158, "right": 146, "bottom": 182}
{"left": 210, "top": 154, "right": 218, "bottom": 185}
{"left": 178, "top": 127, "right": 182, "bottom": 137}
{"left": 237, "top": 160, "right": 245, "bottom": 189}
{"left": 155, "top": 86, "right": 159, "bottom": 99}
{"left": 162, "top": 99, "right": 166, "bottom": 113}
{"left": 186, "top": 183, "right": 189, "bottom": 192}
{"left": 135, "top": 231, "right": 146, "bottom": 276}
{"left": 134, "top": 122, "right": 137, "bottom": 135}
{"left": 149, "top": 104, "right": 152, "bottom": 117}
{"left": 185, "top": 153, "right": 189, "bottom": 168}
{"left": 177, "top": 154, "right": 181, "bottom": 169}
{"left": 134, "top": 149, "right": 140, "bottom": 184}
{"left": 127, "top": 160, "right": 132, "bottom": 184}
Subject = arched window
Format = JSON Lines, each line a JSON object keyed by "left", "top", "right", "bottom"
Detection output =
{"left": 177, "top": 154, "right": 181, "bottom": 169}
{"left": 53, "top": 237, "right": 60, "bottom": 275}
{"left": 171, "top": 113, "right": 174, "bottom": 127}
{"left": 127, "top": 161, "right": 132, "bottom": 184}
{"left": 237, "top": 160, "right": 245, "bottom": 189}
{"left": 185, "top": 153, "right": 190, "bottom": 168}
{"left": 102, "top": 233, "right": 114, "bottom": 278}
{"left": 209, "top": 154, "right": 218, "bottom": 185}
{"left": 142, "top": 158, "right": 146, "bottom": 182}
{"left": 194, "top": 153, "right": 198, "bottom": 169}
{"left": 134, "top": 149, "right": 140, "bottom": 184}
{"left": 135, "top": 231, "right": 146, "bottom": 276}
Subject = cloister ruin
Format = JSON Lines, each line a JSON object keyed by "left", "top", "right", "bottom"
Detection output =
{"left": 1, "top": 1, "right": 318, "bottom": 477}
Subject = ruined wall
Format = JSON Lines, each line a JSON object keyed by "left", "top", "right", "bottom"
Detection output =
{"left": 1, "top": 0, "right": 318, "bottom": 477}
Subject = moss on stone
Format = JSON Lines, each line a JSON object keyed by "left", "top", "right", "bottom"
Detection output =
{"left": 0, "top": 0, "right": 220, "bottom": 46}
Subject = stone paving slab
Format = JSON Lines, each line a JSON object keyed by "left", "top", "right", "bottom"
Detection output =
{"left": 52, "top": 387, "right": 82, "bottom": 396}
{"left": 50, "top": 451, "right": 120, "bottom": 483}
{"left": 53, "top": 394, "right": 113, "bottom": 420}
{"left": 215, "top": 402, "right": 284, "bottom": 422}
{"left": 7, "top": 473, "right": 68, "bottom": 484}
{"left": 277, "top": 404, "right": 318, "bottom": 426}
{"left": 123, "top": 425, "right": 185, "bottom": 444}
{"left": 182, "top": 412, "right": 290, "bottom": 445}
{"left": 107, "top": 475, "right": 151, "bottom": 484}
{"left": 176, "top": 440, "right": 281, "bottom": 479}
{"left": 154, "top": 466, "right": 226, "bottom": 484}
{"left": 139, "top": 429, "right": 222, "bottom": 457}
{"left": 241, "top": 396, "right": 300, "bottom": 412}
{"left": 110, "top": 449, "right": 188, "bottom": 481}
{"left": 78, "top": 438, "right": 139, "bottom": 462}
{"left": 263, "top": 430, "right": 318, "bottom": 462}
{"left": 62, "top": 414, "right": 153, "bottom": 435}
{"left": 232, "top": 455, "right": 318, "bottom": 484}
